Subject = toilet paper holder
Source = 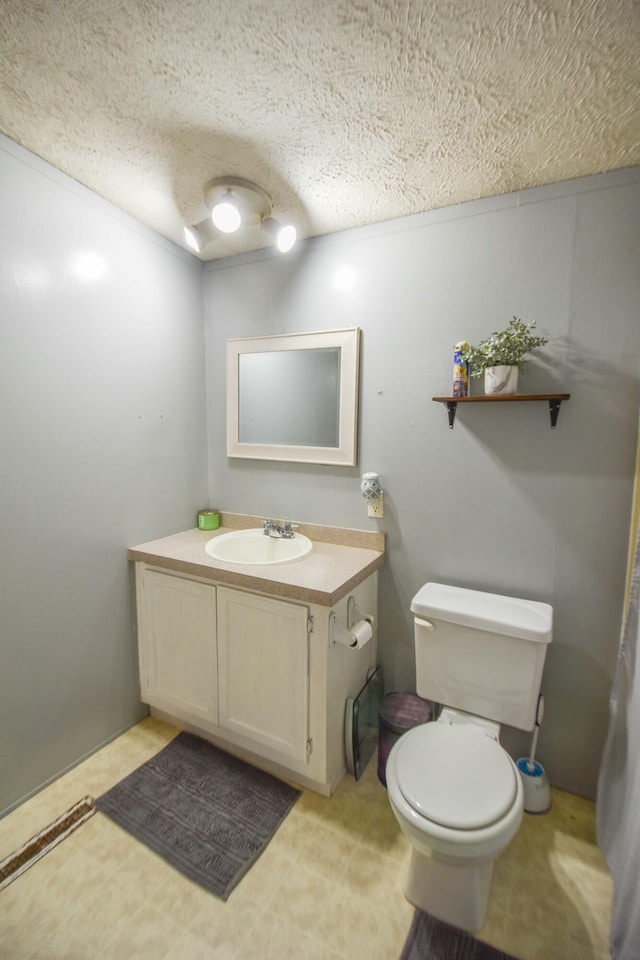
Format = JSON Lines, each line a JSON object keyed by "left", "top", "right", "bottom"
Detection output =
{"left": 329, "top": 596, "right": 374, "bottom": 648}
{"left": 347, "top": 596, "right": 373, "bottom": 630}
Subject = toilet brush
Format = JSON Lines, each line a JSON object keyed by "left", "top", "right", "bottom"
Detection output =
{"left": 517, "top": 695, "right": 551, "bottom": 814}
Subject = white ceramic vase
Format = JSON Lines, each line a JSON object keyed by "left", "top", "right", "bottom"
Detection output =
{"left": 484, "top": 365, "right": 518, "bottom": 395}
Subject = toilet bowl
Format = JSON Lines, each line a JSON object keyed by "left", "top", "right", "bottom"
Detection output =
{"left": 387, "top": 580, "right": 552, "bottom": 932}
{"left": 386, "top": 714, "right": 524, "bottom": 932}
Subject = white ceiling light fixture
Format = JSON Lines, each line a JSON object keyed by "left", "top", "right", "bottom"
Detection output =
{"left": 205, "top": 177, "right": 271, "bottom": 234}
{"left": 261, "top": 217, "right": 297, "bottom": 253}
{"left": 184, "top": 176, "right": 297, "bottom": 255}
{"left": 211, "top": 200, "right": 242, "bottom": 233}
{"left": 183, "top": 219, "right": 220, "bottom": 254}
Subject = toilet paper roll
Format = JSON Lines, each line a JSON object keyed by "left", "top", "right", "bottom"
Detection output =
{"left": 348, "top": 619, "right": 373, "bottom": 650}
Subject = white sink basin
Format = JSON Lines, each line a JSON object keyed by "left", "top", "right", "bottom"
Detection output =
{"left": 205, "top": 528, "right": 313, "bottom": 566}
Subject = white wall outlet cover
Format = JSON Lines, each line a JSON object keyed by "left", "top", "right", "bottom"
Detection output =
{"left": 368, "top": 492, "right": 384, "bottom": 518}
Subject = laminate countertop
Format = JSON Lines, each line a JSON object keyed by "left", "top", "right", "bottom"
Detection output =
{"left": 129, "top": 514, "right": 385, "bottom": 607}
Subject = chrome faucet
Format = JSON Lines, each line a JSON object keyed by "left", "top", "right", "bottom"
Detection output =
{"left": 263, "top": 519, "right": 297, "bottom": 539}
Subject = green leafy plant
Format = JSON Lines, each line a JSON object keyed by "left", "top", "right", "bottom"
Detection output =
{"left": 460, "top": 317, "right": 548, "bottom": 378}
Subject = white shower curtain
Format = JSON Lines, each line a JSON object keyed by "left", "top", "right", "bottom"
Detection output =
{"left": 597, "top": 477, "right": 640, "bottom": 958}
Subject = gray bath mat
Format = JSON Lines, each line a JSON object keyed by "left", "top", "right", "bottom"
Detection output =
{"left": 399, "top": 911, "right": 519, "bottom": 960}
{"left": 95, "top": 732, "right": 300, "bottom": 900}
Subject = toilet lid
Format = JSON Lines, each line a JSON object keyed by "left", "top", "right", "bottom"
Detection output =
{"left": 394, "top": 723, "right": 518, "bottom": 830}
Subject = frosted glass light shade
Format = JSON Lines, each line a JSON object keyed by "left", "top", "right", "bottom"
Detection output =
{"left": 262, "top": 217, "right": 297, "bottom": 253}
{"left": 212, "top": 201, "right": 241, "bottom": 233}
{"left": 184, "top": 226, "right": 202, "bottom": 252}
{"left": 183, "top": 219, "right": 219, "bottom": 253}
{"left": 277, "top": 224, "right": 297, "bottom": 252}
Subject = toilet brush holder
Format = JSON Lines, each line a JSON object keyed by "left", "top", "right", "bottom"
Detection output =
{"left": 518, "top": 693, "right": 550, "bottom": 814}
{"left": 517, "top": 758, "right": 551, "bottom": 814}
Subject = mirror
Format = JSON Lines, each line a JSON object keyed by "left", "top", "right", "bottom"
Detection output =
{"left": 227, "top": 328, "right": 360, "bottom": 465}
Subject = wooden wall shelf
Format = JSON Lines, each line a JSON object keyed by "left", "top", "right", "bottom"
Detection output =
{"left": 432, "top": 394, "right": 571, "bottom": 429}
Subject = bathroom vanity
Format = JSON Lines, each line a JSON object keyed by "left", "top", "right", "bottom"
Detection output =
{"left": 129, "top": 515, "right": 384, "bottom": 795}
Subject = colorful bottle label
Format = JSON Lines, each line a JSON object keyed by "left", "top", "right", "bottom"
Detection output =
{"left": 453, "top": 341, "right": 469, "bottom": 397}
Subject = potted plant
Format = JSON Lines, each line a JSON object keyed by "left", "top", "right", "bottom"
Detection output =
{"left": 460, "top": 317, "right": 548, "bottom": 395}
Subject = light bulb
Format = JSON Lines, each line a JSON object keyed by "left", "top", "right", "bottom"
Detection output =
{"left": 277, "top": 224, "right": 297, "bottom": 253}
{"left": 184, "top": 226, "right": 201, "bottom": 253}
{"left": 211, "top": 201, "right": 241, "bottom": 233}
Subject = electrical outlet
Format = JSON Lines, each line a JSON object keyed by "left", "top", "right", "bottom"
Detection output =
{"left": 368, "top": 493, "right": 384, "bottom": 518}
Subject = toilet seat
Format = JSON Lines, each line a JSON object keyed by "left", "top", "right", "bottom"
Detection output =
{"left": 394, "top": 723, "right": 518, "bottom": 830}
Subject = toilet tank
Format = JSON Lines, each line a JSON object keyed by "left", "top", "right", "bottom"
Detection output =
{"left": 411, "top": 583, "right": 552, "bottom": 731}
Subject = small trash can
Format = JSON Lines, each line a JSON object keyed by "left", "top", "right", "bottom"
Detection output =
{"left": 378, "top": 692, "right": 432, "bottom": 786}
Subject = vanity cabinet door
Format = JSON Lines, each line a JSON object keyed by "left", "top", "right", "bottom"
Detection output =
{"left": 138, "top": 568, "right": 218, "bottom": 724}
{"left": 217, "top": 587, "right": 310, "bottom": 763}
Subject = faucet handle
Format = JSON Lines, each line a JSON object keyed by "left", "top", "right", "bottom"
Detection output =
{"left": 282, "top": 522, "right": 298, "bottom": 538}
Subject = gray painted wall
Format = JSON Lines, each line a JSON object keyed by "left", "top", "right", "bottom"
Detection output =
{"left": 0, "top": 137, "right": 209, "bottom": 814}
{"left": 205, "top": 169, "right": 640, "bottom": 799}
{"left": 1, "top": 131, "right": 637, "bottom": 813}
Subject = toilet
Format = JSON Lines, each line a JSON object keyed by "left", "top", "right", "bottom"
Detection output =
{"left": 385, "top": 582, "right": 553, "bottom": 932}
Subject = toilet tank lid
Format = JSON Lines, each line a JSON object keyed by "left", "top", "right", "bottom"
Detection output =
{"left": 411, "top": 583, "right": 553, "bottom": 643}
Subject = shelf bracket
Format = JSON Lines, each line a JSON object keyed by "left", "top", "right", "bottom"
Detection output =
{"left": 445, "top": 401, "right": 457, "bottom": 429}
{"left": 548, "top": 398, "right": 562, "bottom": 428}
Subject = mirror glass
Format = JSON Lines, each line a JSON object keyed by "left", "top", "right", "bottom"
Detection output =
{"left": 239, "top": 348, "right": 340, "bottom": 447}
{"left": 227, "top": 328, "right": 360, "bottom": 465}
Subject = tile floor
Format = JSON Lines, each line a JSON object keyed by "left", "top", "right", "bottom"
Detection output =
{"left": 0, "top": 717, "right": 612, "bottom": 959}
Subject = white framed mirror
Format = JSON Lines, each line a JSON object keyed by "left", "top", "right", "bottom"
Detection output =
{"left": 226, "top": 328, "right": 360, "bottom": 465}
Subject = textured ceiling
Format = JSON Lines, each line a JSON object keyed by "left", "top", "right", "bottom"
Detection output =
{"left": 1, "top": 0, "right": 638, "bottom": 259}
